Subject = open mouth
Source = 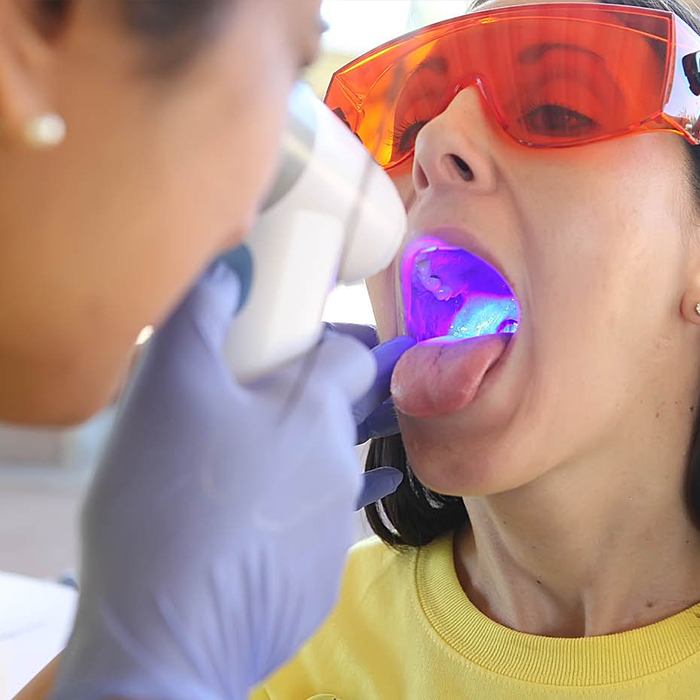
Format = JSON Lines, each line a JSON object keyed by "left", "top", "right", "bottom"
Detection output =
{"left": 401, "top": 236, "right": 521, "bottom": 343}
{"left": 390, "top": 234, "right": 521, "bottom": 418}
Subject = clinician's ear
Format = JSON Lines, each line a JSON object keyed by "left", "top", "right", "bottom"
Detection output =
{"left": 0, "top": 0, "right": 67, "bottom": 147}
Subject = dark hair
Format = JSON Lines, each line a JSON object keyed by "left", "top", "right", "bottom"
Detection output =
{"left": 365, "top": 0, "right": 700, "bottom": 548}
{"left": 35, "top": 0, "right": 227, "bottom": 73}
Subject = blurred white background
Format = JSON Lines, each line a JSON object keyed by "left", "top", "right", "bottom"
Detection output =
{"left": 322, "top": 0, "right": 468, "bottom": 54}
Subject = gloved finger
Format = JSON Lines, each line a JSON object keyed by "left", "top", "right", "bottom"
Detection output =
{"left": 356, "top": 398, "right": 399, "bottom": 445}
{"left": 217, "top": 245, "right": 253, "bottom": 313}
{"left": 311, "top": 333, "right": 377, "bottom": 404}
{"left": 325, "top": 323, "right": 379, "bottom": 349}
{"left": 353, "top": 336, "right": 416, "bottom": 426}
{"left": 155, "top": 262, "right": 241, "bottom": 355}
{"left": 355, "top": 467, "right": 404, "bottom": 510}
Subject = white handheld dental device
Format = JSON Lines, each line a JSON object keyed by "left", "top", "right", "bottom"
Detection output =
{"left": 224, "top": 82, "right": 406, "bottom": 383}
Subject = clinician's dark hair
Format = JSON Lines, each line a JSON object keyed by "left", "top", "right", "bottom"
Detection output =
{"left": 34, "top": 0, "right": 228, "bottom": 72}
{"left": 365, "top": 0, "right": 700, "bottom": 548}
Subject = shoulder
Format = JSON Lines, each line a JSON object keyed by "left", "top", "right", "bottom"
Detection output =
{"left": 251, "top": 537, "right": 420, "bottom": 698}
{"left": 345, "top": 534, "right": 413, "bottom": 577}
{"left": 252, "top": 534, "right": 452, "bottom": 698}
{"left": 336, "top": 535, "right": 420, "bottom": 607}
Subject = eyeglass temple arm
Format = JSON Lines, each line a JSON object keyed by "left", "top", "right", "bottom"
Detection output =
{"left": 683, "top": 51, "right": 700, "bottom": 96}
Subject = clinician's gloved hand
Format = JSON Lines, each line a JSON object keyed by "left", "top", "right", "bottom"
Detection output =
{"left": 51, "top": 264, "right": 393, "bottom": 700}
{"left": 328, "top": 323, "right": 414, "bottom": 445}
{"left": 331, "top": 324, "right": 415, "bottom": 511}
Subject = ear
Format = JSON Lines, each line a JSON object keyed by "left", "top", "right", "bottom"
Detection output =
{"left": 681, "top": 269, "right": 700, "bottom": 326}
{"left": 0, "top": 0, "right": 64, "bottom": 146}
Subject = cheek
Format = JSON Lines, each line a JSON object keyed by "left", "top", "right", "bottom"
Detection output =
{"left": 366, "top": 167, "right": 414, "bottom": 340}
{"left": 392, "top": 164, "right": 416, "bottom": 209}
{"left": 61, "top": 5, "right": 298, "bottom": 352}
{"left": 514, "top": 170, "right": 689, "bottom": 462}
{"left": 366, "top": 265, "right": 399, "bottom": 340}
{"left": 175, "top": 12, "right": 296, "bottom": 249}
{"left": 127, "top": 7, "right": 297, "bottom": 317}
{"left": 530, "top": 195, "right": 682, "bottom": 366}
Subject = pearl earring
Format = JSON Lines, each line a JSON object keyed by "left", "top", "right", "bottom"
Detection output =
{"left": 695, "top": 302, "right": 700, "bottom": 317}
{"left": 23, "top": 113, "right": 66, "bottom": 149}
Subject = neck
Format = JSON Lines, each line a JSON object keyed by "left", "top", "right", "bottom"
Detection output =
{"left": 455, "top": 409, "right": 700, "bottom": 637}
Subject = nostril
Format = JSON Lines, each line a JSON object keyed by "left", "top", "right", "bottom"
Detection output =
{"left": 450, "top": 154, "right": 474, "bottom": 182}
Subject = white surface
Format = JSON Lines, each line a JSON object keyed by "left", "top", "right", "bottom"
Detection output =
{"left": 323, "top": 283, "right": 375, "bottom": 325}
{"left": 0, "top": 410, "right": 111, "bottom": 580}
{"left": 0, "top": 571, "right": 76, "bottom": 699}
{"left": 321, "top": 0, "right": 469, "bottom": 54}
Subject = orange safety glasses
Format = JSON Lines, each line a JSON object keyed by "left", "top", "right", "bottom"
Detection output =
{"left": 324, "top": 2, "right": 700, "bottom": 170}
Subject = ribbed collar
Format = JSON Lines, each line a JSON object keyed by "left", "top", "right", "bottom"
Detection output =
{"left": 416, "top": 533, "right": 700, "bottom": 685}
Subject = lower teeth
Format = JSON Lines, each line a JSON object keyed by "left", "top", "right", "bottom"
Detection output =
{"left": 448, "top": 295, "right": 520, "bottom": 339}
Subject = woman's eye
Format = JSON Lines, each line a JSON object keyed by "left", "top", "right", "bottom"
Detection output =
{"left": 521, "top": 104, "right": 597, "bottom": 137}
{"left": 391, "top": 119, "right": 428, "bottom": 155}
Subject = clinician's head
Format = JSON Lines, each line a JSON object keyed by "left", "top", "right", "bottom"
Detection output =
{"left": 325, "top": 0, "right": 700, "bottom": 544}
{"left": 0, "top": 0, "right": 322, "bottom": 424}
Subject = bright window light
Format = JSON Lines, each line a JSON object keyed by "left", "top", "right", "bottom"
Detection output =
{"left": 321, "top": 0, "right": 469, "bottom": 54}
{"left": 323, "top": 283, "right": 376, "bottom": 326}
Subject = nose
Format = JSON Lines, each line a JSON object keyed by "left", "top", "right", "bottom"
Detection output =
{"left": 412, "top": 86, "right": 499, "bottom": 197}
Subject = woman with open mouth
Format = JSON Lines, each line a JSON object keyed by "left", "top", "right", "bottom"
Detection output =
{"left": 254, "top": 0, "right": 700, "bottom": 697}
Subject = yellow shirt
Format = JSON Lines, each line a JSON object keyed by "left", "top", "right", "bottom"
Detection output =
{"left": 252, "top": 533, "right": 700, "bottom": 699}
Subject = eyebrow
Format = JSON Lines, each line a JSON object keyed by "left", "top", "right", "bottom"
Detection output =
{"left": 518, "top": 41, "right": 626, "bottom": 104}
{"left": 410, "top": 43, "right": 605, "bottom": 82}
{"left": 411, "top": 56, "right": 449, "bottom": 77}
{"left": 518, "top": 42, "right": 605, "bottom": 65}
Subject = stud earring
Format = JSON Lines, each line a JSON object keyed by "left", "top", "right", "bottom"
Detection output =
{"left": 695, "top": 302, "right": 700, "bottom": 317}
{"left": 23, "top": 113, "right": 66, "bottom": 149}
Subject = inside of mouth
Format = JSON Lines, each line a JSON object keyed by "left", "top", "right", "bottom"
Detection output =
{"left": 401, "top": 236, "right": 521, "bottom": 343}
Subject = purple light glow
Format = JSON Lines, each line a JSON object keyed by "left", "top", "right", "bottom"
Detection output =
{"left": 401, "top": 236, "right": 521, "bottom": 342}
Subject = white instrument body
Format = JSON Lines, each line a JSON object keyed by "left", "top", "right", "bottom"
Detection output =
{"left": 226, "top": 84, "right": 406, "bottom": 383}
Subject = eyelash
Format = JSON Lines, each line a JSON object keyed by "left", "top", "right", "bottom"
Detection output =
{"left": 388, "top": 118, "right": 429, "bottom": 154}
{"left": 518, "top": 101, "right": 599, "bottom": 132}
{"left": 386, "top": 99, "right": 599, "bottom": 154}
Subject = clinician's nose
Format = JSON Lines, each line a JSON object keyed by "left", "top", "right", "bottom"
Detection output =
{"left": 412, "top": 86, "right": 499, "bottom": 197}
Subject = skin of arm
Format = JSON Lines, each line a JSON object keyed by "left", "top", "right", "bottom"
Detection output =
{"left": 14, "top": 655, "right": 59, "bottom": 700}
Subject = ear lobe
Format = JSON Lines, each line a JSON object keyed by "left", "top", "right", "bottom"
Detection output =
{"left": 681, "top": 277, "right": 700, "bottom": 325}
{"left": 0, "top": 0, "right": 60, "bottom": 146}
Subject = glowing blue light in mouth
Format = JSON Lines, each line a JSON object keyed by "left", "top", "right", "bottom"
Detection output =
{"left": 401, "top": 236, "right": 521, "bottom": 342}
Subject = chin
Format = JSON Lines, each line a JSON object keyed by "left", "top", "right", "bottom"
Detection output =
{"left": 1, "top": 384, "right": 112, "bottom": 427}
{"left": 400, "top": 418, "right": 540, "bottom": 498}
{"left": 0, "top": 355, "right": 121, "bottom": 427}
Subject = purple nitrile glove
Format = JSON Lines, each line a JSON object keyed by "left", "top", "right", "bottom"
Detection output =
{"left": 328, "top": 323, "right": 415, "bottom": 510}
{"left": 326, "top": 323, "right": 415, "bottom": 445}
{"left": 52, "top": 265, "right": 380, "bottom": 700}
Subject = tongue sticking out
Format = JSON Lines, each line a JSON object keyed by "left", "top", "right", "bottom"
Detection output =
{"left": 393, "top": 236, "right": 520, "bottom": 418}
{"left": 391, "top": 334, "right": 509, "bottom": 418}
